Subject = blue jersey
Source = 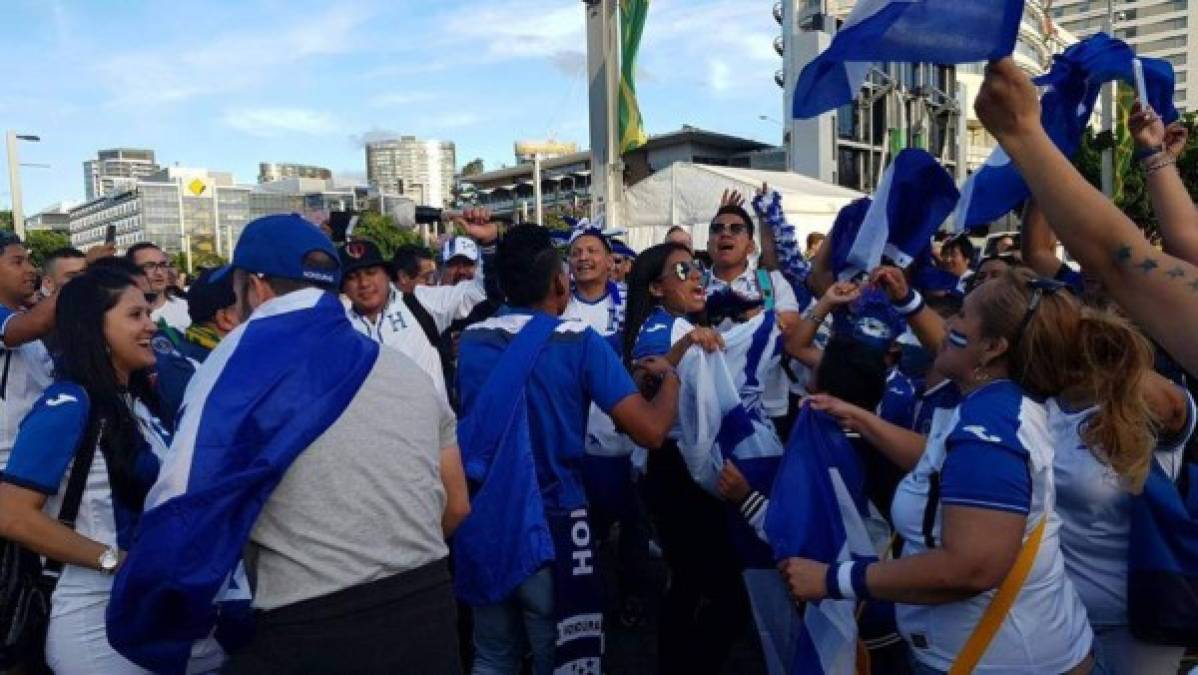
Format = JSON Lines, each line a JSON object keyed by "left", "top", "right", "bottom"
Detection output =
{"left": 910, "top": 379, "right": 961, "bottom": 435}
{"left": 877, "top": 368, "right": 918, "bottom": 430}
{"left": 457, "top": 308, "right": 638, "bottom": 510}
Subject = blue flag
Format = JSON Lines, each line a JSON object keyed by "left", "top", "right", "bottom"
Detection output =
{"left": 793, "top": 0, "right": 1023, "bottom": 119}
{"left": 452, "top": 313, "right": 560, "bottom": 606}
{"left": 107, "top": 289, "right": 379, "bottom": 674}
{"left": 1128, "top": 460, "right": 1198, "bottom": 646}
{"left": 834, "top": 149, "right": 959, "bottom": 280}
{"left": 765, "top": 406, "right": 881, "bottom": 674}
{"left": 954, "top": 33, "right": 1178, "bottom": 230}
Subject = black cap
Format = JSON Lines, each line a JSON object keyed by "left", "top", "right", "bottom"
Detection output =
{"left": 337, "top": 240, "right": 388, "bottom": 278}
{"left": 187, "top": 266, "right": 236, "bottom": 324}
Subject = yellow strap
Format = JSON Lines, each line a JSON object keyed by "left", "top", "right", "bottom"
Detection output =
{"left": 947, "top": 516, "right": 1047, "bottom": 675}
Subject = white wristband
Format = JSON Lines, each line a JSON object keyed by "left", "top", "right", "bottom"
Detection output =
{"left": 893, "top": 290, "right": 924, "bottom": 317}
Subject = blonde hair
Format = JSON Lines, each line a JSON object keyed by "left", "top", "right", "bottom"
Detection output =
{"left": 978, "top": 269, "right": 1158, "bottom": 492}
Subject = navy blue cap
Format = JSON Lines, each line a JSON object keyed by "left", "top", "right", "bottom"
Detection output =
{"left": 187, "top": 265, "right": 236, "bottom": 324}
{"left": 230, "top": 213, "right": 339, "bottom": 287}
{"left": 831, "top": 287, "right": 905, "bottom": 353}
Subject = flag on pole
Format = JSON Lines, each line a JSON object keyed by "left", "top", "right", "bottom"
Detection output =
{"left": 619, "top": 0, "right": 650, "bottom": 153}
{"left": 793, "top": 0, "right": 1024, "bottom": 119}
{"left": 952, "top": 33, "right": 1178, "bottom": 231}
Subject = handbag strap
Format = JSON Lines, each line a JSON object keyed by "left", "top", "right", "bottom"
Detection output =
{"left": 43, "top": 417, "right": 103, "bottom": 576}
{"left": 947, "top": 515, "right": 1047, "bottom": 675}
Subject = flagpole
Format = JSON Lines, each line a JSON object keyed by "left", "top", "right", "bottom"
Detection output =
{"left": 1100, "top": 0, "right": 1115, "bottom": 198}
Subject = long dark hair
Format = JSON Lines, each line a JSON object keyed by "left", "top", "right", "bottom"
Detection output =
{"left": 56, "top": 268, "right": 160, "bottom": 510}
{"left": 623, "top": 242, "right": 694, "bottom": 366}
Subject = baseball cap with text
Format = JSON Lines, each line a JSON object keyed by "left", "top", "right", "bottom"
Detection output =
{"left": 442, "top": 236, "right": 480, "bottom": 264}
{"left": 230, "top": 214, "right": 340, "bottom": 287}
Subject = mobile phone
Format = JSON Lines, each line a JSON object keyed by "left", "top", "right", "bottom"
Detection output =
{"left": 1133, "top": 58, "right": 1149, "bottom": 105}
{"left": 104, "top": 224, "right": 117, "bottom": 245}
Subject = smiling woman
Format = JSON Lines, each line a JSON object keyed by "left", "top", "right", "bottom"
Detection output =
{"left": 0, "top": 267, "right": 176, "bottom": 674}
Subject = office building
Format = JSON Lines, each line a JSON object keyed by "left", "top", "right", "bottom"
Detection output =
{"left": 1050, "top": 0, "right": 1194, "bottom": 111}
{"left": 24, "top": 202, "right": 74, "bottom": 233}
{"left": 258, "top": 162, "right": 333, "bottom": 184}
{"left": 83, "top": 148, "right": 161, "bottom": 201}
{"left": 365, "top": 136, "right": 456, "bottom": 207}
{"left": 68, "top": 167, "right": 370, "bottom": 260}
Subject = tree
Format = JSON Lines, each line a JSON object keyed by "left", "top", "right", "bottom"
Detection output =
{"left": 1072, "top": 99, "right": 1198, "bottom": 243}
{"left": 461, "top": 158, "right": 486, "bottom": 177}
{"left": 24, "top": 230, "right": 70, "bottom": 269}
{"left": 0, "top": 211, "right": 11, "bottom": 231}
{"left": 351, "top": 211, "right": 423, "bottom": 259}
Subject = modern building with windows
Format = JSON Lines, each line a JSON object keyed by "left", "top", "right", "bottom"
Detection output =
{"left": 24, "top": 202, "right": 74, "bottom": 233}
{"left": 68, "top": 167, "right": 370, "bottom": 262}
{"left": 779, "top": 0, "right": 1079, "bottom": 193}
{"left": 83, "top": 148, "right": 161, "bottom": 201}
{"left": 365, "top": 136, "right": 456, "bottom": 207}
{"left": 1049, "top": 0, "right": 1194, "bottom": 111}
{"left": 257, "top": 162, "right": 333, "bottom": 183}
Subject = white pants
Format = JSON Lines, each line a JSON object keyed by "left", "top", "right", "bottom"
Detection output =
{"left": 45, "top": 601, "right": 148, "bottom": 675}
{"left": 1092, "top": 625, "right": 1184, "bottom": 675}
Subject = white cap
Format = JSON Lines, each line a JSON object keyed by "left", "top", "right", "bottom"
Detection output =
{"left": 442, "top": 236, "right": 480, "bottom": 264}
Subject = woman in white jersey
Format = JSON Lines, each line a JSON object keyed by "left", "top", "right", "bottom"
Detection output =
{"left": 0, "top": 268, "right": 184, "bottom": 674}
{"left": 780, "top": 268, "right": 1095, "bottom": 674}
{"left": 1032, "top": 298, "right": 1194, "bottom": 673}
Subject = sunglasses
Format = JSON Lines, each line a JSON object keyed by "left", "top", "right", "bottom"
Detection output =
{"left": 661, "top": 260, "right": 701, "bottom": 282}
{"left": 708, "top": 221, "right": 749, "bottom": 237}
{"left": 1012, "top": 277, "right": 1067, "bottom": 349}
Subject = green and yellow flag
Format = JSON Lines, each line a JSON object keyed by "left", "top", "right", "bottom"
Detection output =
{"left": 619, "top": 0, "right": 650, "bottom": 154}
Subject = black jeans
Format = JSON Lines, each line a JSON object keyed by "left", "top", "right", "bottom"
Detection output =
{"left": 224, "top": 559, "right": 461, "bottom": 675}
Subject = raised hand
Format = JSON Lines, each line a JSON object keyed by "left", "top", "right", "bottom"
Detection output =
{"left": 975, "top": 58, "right": 1041, "bottom": 144}
{"left": 870, "top": 265, "right": 910, "bottom": 302}
{"left": 720, "top": 189, "right": 746, "bottom": 209}
{"left": 1129, "top": 102, "right": 1166, "bottom": 151}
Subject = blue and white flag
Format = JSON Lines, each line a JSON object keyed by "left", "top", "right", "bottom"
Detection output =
{"left": 675, "top": 311, "right": 784, "bottom": 495}
{"left": 107, "top": 289, "right": 380, "bottom": 675}
{"left": 764, "top": 406, "right": 882, "bottom": 675}
{"left": 793, "top": 0, "right": 1023, "bottom": 119}
{"left": 954, "top": 33, "right": 1178, "bottom": 231}
{"left": 836, "top": 149, "right": 959, "bottom": 280}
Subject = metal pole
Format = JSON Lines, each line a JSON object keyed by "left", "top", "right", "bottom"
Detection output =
{"left": 956, "top": 82, "right": 970, "bottom": 183}
{"left": 1101, "top": 0, "right": 1115, "bottom": 198}
{"left": 533, "top": 153, "right": 544, "bottom": 225}
{"left": 5, "top": 132, "right": 24, "bottom": 238}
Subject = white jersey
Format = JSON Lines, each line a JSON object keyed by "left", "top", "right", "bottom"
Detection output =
{"left": 891, "top": 380, "right": 1092, "bottom": 673}
{"left": 346, "top": 282, "right": 485, "bottom": 398}
{"left": 152, "top": 295, "right": 191, "bottom": 333}
{"left": 705, "top": 267, "right": 798, "bottom": 417}
{"left": 564, "top": 283, "right": 632, "bottom": 459}
{"left": 0, "top": 308, "right": 54, "bottom": 469}
{"left": 1051, "top": 391, "right": 1196, "bottom": 628}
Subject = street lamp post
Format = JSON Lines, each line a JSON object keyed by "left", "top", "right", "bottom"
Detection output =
{"left": 1100, "top": 0, "right": 1116, "bottom": 198}
{"left": 5, "top": 131, "right": 40, "bottom": 238}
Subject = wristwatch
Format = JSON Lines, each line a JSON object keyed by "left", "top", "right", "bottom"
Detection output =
{"left": 98, "top": 547, "right": 119, "bottom": 575}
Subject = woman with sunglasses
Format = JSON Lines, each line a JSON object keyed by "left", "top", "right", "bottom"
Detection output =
{"left": 781, "top": 267, "right": 1098, "bottom": 674}
{"left": 623, "top": 242, "right": 749, "bottom": 675}
{"left": 0, "top": 268, "right": 194, "bottom": 674}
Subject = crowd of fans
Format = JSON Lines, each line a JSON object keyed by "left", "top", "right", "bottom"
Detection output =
{"left": 0, "top": 57, "right": 1196, "bottom": 675}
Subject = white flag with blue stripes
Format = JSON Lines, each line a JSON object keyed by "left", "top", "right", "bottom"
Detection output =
{"left": 793, "top": 0, "right": 1023, "bottom": 119}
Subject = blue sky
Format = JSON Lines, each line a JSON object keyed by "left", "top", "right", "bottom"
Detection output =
{"left": 1, "top": 0, "right": 784, "bottom": 214}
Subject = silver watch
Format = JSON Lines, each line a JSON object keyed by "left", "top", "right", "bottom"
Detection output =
{"left": 98, "top": 547, "right": 119, "bottom": 575}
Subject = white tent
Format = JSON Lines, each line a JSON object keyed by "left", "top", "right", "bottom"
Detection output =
{"left": 622, "top": 162, "right": 864, "bottom": 252}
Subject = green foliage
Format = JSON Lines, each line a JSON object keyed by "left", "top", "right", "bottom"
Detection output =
{"left": 191, "top": 252, "right": 227, "bottom": 271}
{"left": 351, "top": 211, "right": 423, "bottom": 259}
{"left": 171, "top": 252, "right": 188, "bottom": 274}
{"left": 542, "top": 212, "right": 571, "bottom": 231}
{"left": 0, "top": 211, "right": 11, "bottom": 231}
{"left": 462, "top": 158, "right": 486, "bottom": 177}
{"left": 24, "top": 230, "right": 70, "bottom": 269}
{"left": 1072, "top": 107, "right": 1198, "bottom": 243}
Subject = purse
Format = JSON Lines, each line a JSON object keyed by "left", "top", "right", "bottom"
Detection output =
{"left": 0, "top": 417, "right": 101, "bottom": 672}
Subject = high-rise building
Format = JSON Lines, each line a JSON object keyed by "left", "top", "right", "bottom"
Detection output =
{"left": 258, "top": 162, "right": 333, "bottom": 183}
{"left": 1049, "top": 0, "right": 1195, "bottom": 112}
{"left": 83, "top": 148, "right": 160, "bottom": 201}
{"left": 365, "top": 136, "right": 456, "bottom": 207}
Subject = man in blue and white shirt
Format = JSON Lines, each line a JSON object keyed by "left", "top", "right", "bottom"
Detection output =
{"left": 0, "top": 231, "right": 55, "bottom": 470}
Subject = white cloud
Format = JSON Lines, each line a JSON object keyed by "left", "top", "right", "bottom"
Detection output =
{"left": 222, "top": 108, "right": 339, "bottom": 137}
{"left": 349, "top": 128, "right": 401, "bottom": 148}
{"left": 440, "top": 1, "right": 582, "bottom": 63}
{"left": 708, "top": 59, "right": 733, "bottom": 94}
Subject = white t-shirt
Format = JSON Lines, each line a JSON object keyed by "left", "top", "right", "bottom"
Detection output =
{"left": 152, "top": 295, "right": 191, "bottom": 333}
{"left": 564, "top": 282, "right": 633, "bottom": 459}
{"left": 1051, "top": 391, "right": 1196, "bottom": 627}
